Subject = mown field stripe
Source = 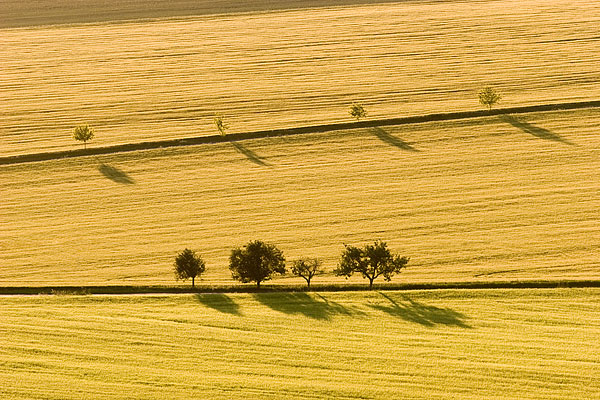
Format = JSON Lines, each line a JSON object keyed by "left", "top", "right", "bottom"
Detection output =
{"left": 2, "top": 100, "right": 599, "bottom": 166}
{"left": 2, "top": 279, "right": 600, "bottom": 296}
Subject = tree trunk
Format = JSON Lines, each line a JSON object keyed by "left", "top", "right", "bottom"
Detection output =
{"left": 256, "top": 280, "right": 261, "bottom": 288}
{"left": 192, "top": 276, "right": 195, "bottom": 288}
{"left": 368, "top": 277, "right": 374, "bottom": 290}
{"left": 307, "top": 278, "right": 311, "bottom": 290}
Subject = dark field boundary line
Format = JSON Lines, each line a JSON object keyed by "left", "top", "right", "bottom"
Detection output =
{"left": 2, "top": 100, "right": 600, "bottom": 166}
{"left": 1, "top": 280, "right": 600, "bottom": 296}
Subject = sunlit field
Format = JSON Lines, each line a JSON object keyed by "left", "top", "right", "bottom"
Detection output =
{"left": 1, "top": 108, "right": 598, "bottom": 286}
{"left": 1, "top": 0, "right": 599, "bottom": 156}
{"left": 1, "top": 289, "right": 598, "bottom": 399}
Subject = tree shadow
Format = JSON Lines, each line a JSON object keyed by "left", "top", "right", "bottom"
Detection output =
{"left": 370, "top": 293, "right": 471, "bottom": 328}
{"left": 195, "top": 293, "right": 241, "bottom": 315}
{"left": 372, "top": 127, "right": 419, "bottom": 151}
{"left": 253, "top": 292, "right": 364, "bottom": 320}
{"left": 230, "top": 141, "right": 271, "bottom": 166}
{"left": 98, "top": 163, "right": 135, "bottom": 184}
{"left": 499, "top": 114, "right": 575, "bottom": 145}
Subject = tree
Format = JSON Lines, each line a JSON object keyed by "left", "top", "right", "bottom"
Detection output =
{"left": 174, "top": 248, "right": 205, "bottom": 287}
{"left": 478, "top": 87, "right": 501, "bottom": 110}
{"left": 73, "top": 125, "right": 95, "bottom": 149}
{"left": 214, "top": 114, "right": 228, "bottom": 136}
{"left": 229, "top": 240, "right": 285, "bottom": 288}
{"left": 334, "top": 240, "right": 409, "bottom": 289}
{"left": 291, "top": 257, "right": 322, "bottom": 289}
{"left": 349, "top": 103, "right": 367, "bottom": 121}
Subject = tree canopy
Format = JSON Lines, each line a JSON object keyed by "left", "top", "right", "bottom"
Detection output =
{"left": 349, "top": 103, "right": 367, "bottom": 121}
{"left": 73, "top": 125, "right": 94, "bottom": 149}
{"left": 335, "top": 240, "right": 409, "bottom": 289}
{"left": 478, "top": 87, "right": 501, "bottom": 110}
{"left": 229, "top": 240, "right": 286, "bottom": 287}
{"left": 291, "top": 258, "right": 322, "bottom": 289}
{"left": 174, "top": 248, "right": 205, "bottom": 287}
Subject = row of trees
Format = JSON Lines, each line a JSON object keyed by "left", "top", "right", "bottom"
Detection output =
{"left": 72, "top": 87, "right": 501, "bottom": 148}
{"left": 174, "top": 240, "right": 409, "bottom": 289}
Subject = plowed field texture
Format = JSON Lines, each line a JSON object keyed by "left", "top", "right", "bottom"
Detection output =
{"left": 1, "top": 0, "right": 599, "bottom": 156}
{"left": 1, "top": 108, "right": 599, "bottom": 286}
{"left": 1, "top": 289, "right": 599, "bottom": 399}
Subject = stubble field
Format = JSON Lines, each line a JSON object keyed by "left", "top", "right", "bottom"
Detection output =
{"left": 1, "top": 108, "right": 599, "bottom": 286}
{"left": 1, "top": 0, "right": 599, "bottom": 156}
{"left": 1, "top": 289, "right": 599, "bottom": 399}
{"left": 2, "top": 0, "right": 600, "bottom": 398}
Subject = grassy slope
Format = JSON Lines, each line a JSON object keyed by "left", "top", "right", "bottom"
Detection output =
{"left": 1, "top": 108, "right": 599, "bottom": 286}
{"left": 1, "top": 0, "right": 599, "bottom": 156}
{"left": 0, "top": 289, "right": 598, "bottom": 399}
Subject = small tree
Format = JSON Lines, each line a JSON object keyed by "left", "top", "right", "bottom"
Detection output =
{"left": 291, "top": 257, "right": 322, "bottom": 289}
{"left": 174, "top": 248, "right": 205, "bottom": 287}
{"left": 334, "top": 240, "right": 409, "bottom": 289}
{"left": 214, "top": 114, "right": 228, "bottom": 136}
{"left": 349, "top": 103, "right": 367, "bottom": 121}
{"left": 478, "top": 87, "right": 501, "bottom": 110}
{"left": 229, "top": 240, "right": 285, "bottom": 288}
{"left": 73, "top": 125, "right": 95, "bottom": 149}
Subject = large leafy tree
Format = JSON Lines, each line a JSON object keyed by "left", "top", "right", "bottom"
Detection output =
{"left": 229, "top": 240, "right": 286, "bottom": 288}
{"left": 174, "top": 248, "right": 205, "bottom": 288}
{"left": 335, "top": 240, "right": 409, "bottom": 289}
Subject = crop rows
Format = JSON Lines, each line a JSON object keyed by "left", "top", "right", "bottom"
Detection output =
{"left": 1, "top": 0, "right": 599, "bottom": 156}
{"left": 1, "top": 109, "right": 598, "bottom": 286}
{"left": 1, "top": 289, "right": 599, "bottom": 399}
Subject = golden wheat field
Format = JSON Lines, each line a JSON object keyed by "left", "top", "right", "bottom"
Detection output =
{"left": 1, "top": 289, "right": 599, "bottom": 399}
{"left": 1, "top": 108, "right": 598, "bottom": 286}
{"left": 1, "top": 0, "right": 599, "bottom": 156}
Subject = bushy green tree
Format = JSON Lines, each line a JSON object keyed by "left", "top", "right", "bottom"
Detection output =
{"left": 478, "top": 87, "right": 501, "bottom": 110}
{"left": 174, "top": 248, "right": 205, "bottom": 287}
{"left": 349, "top": 103, "right": 367, "bottom": 121}
{"left": 73, "top": 125, "right": 94, "bottom": 149}
{"left": 334, "top": 240, "right": 409, "bottom": 289}
{"left": 291, "top": 258, "right": 322, "bottom": 289}
{"left": 229, "top": 240, "right": 285, "bottom": 288}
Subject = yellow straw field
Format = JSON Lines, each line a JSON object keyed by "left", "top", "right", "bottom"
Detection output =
{"left": 1, "top": 289, "right": 599, "bottom": 399}
{"left": 1, "top": 108, "right": 598, "bottom": 286}
{"left": 1, "top": 0, "right": 599, "bottom": 156}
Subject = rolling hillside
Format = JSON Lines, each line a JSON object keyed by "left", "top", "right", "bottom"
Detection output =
{"left": 1, "top": 289, "right": 599, "bottom": 399}
{"left": 1, "top": 0, "right": 599, "bottom": 156}
{"left": 1, "top": 108, "right": 598, "bottom": 286}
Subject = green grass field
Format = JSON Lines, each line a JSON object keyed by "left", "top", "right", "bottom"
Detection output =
{"left": 1, "top": 0, "right": 599, "bottom": 156}
{"left": 1, "top": 108, "right": 599, "bottom": 286}
{"left": 1, "top": 288, "right": 598, "bottom": 399}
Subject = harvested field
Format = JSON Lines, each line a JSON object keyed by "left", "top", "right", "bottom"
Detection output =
{"left": 1, "top": 108, "right": 598, "bottom": 286}
{"left": 1, "top": 0, "right": 599, "bottom": 156}
{"left": 1, "top": 289, "right": 599, "bottom": 399}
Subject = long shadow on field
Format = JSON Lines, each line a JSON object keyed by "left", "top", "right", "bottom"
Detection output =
{"left": 253, "top": 292, "right": 364, "bottom": 320}
{"left": 499, "top": 114, "right": 574, "bottom": 145}
{"left": 98, "top": 163, "right": 136, "bottom": 184}
{"left": 371, "top": 293, "right": 471, "bottom": 328}
{"left": 195, "top": 293, "right": 241, "bottom": 315}
{"left": 230, "top": 141, "right": 271, "bottom": 166}
{"left": 372, "top": 127, "right": 419, "bottom": 151}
